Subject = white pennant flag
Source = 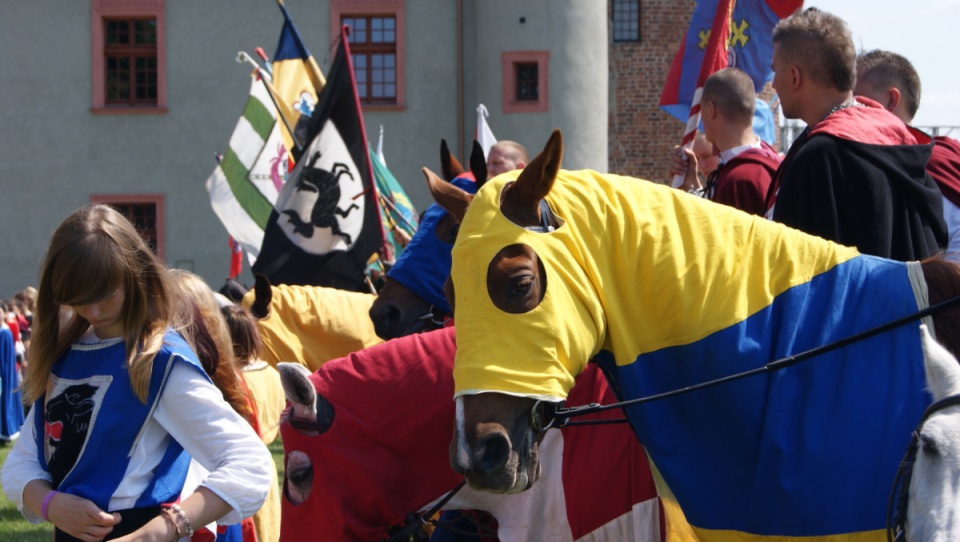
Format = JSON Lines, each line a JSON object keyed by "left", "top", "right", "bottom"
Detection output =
{"left": 476, "top": 104, "right": 497, "bottom": 158}
{"left": 376, "top": 124, "right": 387, "bottom": 167}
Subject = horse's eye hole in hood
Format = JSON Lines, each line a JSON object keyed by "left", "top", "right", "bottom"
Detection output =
{"left": 487, "top": 243, "right": 547, "bottom": 314}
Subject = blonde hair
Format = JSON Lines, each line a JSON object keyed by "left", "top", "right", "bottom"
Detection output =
{"left": 24, "top": 204, "right": 174, "bottom": 404}
{"left": 170, "top": 269, "right": 254, "bottom": 422}
{"left": 490, "top": 141, "right": 529, "bottom": 164}
{"left": 773, "top": 8, "right": 856, "bottom": 91}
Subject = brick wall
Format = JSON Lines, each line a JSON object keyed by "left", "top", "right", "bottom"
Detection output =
{"left": 609, "top": 0, "right": 694, "bottom": 183}
{"left": 608, "top": 1, "right": 780, "bottom": 183}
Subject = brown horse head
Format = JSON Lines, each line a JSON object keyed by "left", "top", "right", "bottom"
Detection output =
{"left": 440, "top": 130, "right": 606, "bottom": 493}
{"left": 368, "top": 140, "right": 487, "bottom": 339}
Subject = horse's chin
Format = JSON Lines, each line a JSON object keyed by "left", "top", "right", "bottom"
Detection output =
{"left": 402, "top": 317, "right": 444, "bottom": 337}
{"left": 503, "top": 457, "right": 541, "bottom": 494}
{"left": 464, "top": 461, "right": 540, "bottom": 494}
{"left": 371, "top": 313, "right": 443, "bottom": 340}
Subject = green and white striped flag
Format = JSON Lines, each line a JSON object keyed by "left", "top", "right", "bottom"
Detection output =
{"left": 206, "top": 75, "right": 290, "bottom": 265}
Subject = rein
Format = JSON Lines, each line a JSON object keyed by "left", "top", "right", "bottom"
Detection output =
{"left": 531, "top": 294, "right": 960, "bottom": 432}
{"left": 887, "top": 393, "right": 960, "bottom": 542}
{"left": 384, "top": 481, "right": 466, "bottom": 541}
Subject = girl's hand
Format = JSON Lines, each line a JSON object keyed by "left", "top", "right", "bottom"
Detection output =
{"left": 47, "top": 492, "right": 121, "bottom": 542}
{"left": 110, "top": 511, "right": 180, "bottom": 542}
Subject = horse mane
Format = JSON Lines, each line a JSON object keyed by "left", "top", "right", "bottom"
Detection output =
{"left": 921, "top": 255, "right": 960, "bottom": 357}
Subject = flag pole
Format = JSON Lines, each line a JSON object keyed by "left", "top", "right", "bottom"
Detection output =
{"left": 338, "top": 25, "right": 391, "bottom": 265}
{"left": 377, "top": 193, "right": 417, "bottom": 233}
{"left": 236, "top": 50, "right": 302, "bottom": 154}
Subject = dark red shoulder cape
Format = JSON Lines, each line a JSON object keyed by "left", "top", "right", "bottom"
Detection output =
{"left": 928, "top": 136, "right": 960, "bottom": 208}
{"left": 713, "top": 142, "right": 781, "bottom": 216}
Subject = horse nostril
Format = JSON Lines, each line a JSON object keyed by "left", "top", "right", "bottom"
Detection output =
{"left": 371, "top": 303, "right": 401, "bottom": 327}
{"left": 474, "top": 432, "right": 511, "bottom": 472}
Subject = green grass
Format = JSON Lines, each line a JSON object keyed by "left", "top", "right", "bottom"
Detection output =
{"left": 0, "top": 441, "right": 51, "bottom": 542}
{"left": 0, "top": 437, "right": 287, "bottom": 541}
{"left": 269, "top": 437, "right": 284, "bottom": 482}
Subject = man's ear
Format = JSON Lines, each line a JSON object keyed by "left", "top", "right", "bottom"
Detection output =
{"left": 702, "top": 99, "right": 716, "bottom": 120}
{"left": 886, "top": 87, "right": 902, "bottom": 113}
{"left": 789, "top": 65, "right": 802, "bottom": 90}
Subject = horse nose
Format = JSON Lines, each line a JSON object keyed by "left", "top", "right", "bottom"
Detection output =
{"left": 472, "top": 430, "right": 512, "bottom": 473}
{"left": 371, "top": 302, "right": 401, "bottom": 326}
{"left": 370, "top": 303, "right": 403, "bottom": 339}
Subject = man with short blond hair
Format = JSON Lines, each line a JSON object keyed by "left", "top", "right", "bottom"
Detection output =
{"left": 765, "top": 8, "right": 945, "bottom": 261}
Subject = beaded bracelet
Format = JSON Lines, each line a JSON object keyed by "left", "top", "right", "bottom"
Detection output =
{"left": 164, "top": 503, "right": 194, "bottom": 538}
{"left": 41, "top": 490, "right": 58, "bottom": 522}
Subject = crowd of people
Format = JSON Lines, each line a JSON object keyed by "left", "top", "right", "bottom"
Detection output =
{"left": 0, "top": 290, "right": 31, "bottom": 444}
{"left": 672, "top": 7, "right": 958, "bottom": 264}
{"left": 1, "top": 6, "right": 959, "bottom": 542}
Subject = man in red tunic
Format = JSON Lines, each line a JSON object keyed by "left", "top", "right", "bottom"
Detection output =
{"left": 671, "top": 68, "right": 781, "bottom": 216}
{"left": 855, "top": 49, "right": 960, "bottom": 262}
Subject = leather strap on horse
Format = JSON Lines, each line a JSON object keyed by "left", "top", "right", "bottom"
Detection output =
{"left": 540, "top": 294, "right": 960, "bottom": 430}
{"left": 384, "top": 480, "right": 467, "bottom": 542}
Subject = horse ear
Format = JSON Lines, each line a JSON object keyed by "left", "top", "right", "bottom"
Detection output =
{"left": 424, "top": 166, "right": 472, "bottom": 223}
{"left": 469, "top": 140, "right": 489, "bottom": 188}
{"left": 278, "top": 362, "right": 317, "bottom": 419}
{"left": 440, "top": 139, "right": 465, "bottom": 182}
{"left": 506, "top": 129, "right": 562, "bottom": 212}
{"left": 921, "top": 325, "right": 960, "bottom": 400}
{"left": 250, "top": 274, "right": 273, "bottom": 319}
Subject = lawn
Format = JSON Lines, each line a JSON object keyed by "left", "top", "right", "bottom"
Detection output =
{"left": 0, "top": 438, "right": 286, "bottom": 541}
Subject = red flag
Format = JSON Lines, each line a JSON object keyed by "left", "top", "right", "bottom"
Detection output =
{"left": 697, "top": 0, "right": 735, "bottom": 89}
{"left": 229, "top": 236, "right": 243, "bottom": 279}
{"left": 670, "top": 0, "right": 736, "bottom": 188}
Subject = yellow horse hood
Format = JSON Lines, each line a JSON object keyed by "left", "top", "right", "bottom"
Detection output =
{"left": 450, "top": 168, "right": 859, "bottom": 401}
{"left": 451, "top": 170, "right": 612, "bottom": 400}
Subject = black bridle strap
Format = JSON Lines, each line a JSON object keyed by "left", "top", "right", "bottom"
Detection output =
{"left": 551, "top": 294, "right": 960, "bottom": 425}
{"left": 385, "top": 480, "right": 467, "bottom": 542}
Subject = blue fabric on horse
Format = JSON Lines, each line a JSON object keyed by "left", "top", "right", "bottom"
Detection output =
{"left": 597, "top": 255, "right": 931, "bottom": 538}
{"left": 387, "top": 175, "right": 477, "bottom": 315}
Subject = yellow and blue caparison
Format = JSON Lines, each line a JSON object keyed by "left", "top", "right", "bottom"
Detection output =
{"left": 451, "top": 169, "right": 933, "bottom": 542}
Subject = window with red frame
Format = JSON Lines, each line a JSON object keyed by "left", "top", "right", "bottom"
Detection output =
{"left": 104, "top": 18, "right": 158, "bottom": 106}
{"left": 110, "top": 202, "right": 159, "bottom": 254}
{"left": 343, "top": 15, "right": 397, "bottom": 104}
